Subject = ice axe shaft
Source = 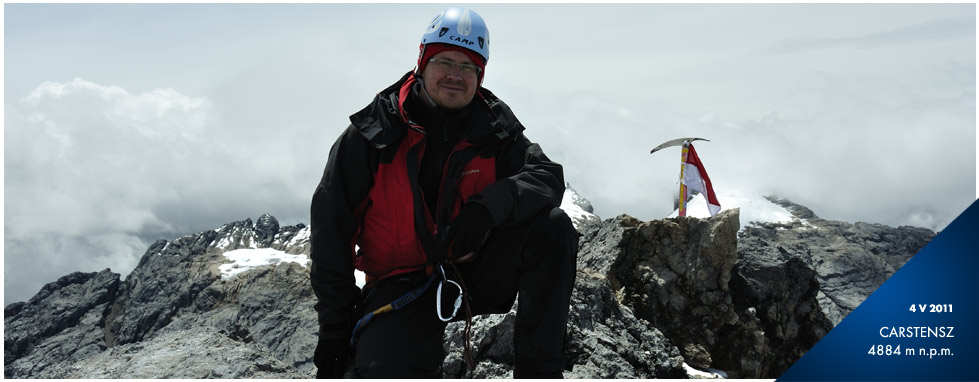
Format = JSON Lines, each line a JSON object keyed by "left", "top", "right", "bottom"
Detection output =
{"left": 679, "top": 144, "right": 689, "bottom": 216}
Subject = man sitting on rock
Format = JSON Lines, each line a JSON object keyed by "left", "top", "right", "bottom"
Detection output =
{"left": 309, "top": 6, "right": 579, "bottom": 379}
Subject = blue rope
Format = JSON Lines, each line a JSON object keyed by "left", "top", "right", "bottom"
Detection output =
{"left": 349, "top": 270, "right": 440, "bottom": 346}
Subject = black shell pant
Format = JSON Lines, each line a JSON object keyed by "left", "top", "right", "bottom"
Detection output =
{"left": 351, "top": 206, "right": 579, "bottom": 378}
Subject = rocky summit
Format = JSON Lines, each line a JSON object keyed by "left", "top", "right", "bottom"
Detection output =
{"left": 4, "top": 194, "right": 933, "bottom": 379}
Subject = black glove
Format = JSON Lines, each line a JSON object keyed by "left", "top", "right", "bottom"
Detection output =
{"left": 444, "top": 203, "right": 494, "bottom": 258}
{"left": 314, "top": 335, "right": 350, "bottom": 378}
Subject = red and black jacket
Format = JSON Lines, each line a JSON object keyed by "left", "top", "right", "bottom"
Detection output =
{"left": 309, "top": 71, "right": 565, "bottom": 339}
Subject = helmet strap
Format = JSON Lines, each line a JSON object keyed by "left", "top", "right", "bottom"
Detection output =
{"left": 414, "top": 76, "right": 439, "bottom": 109}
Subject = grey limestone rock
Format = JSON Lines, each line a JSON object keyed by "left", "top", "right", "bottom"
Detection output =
{"left": 607, "top": 209, "right": 741, "bottom": 372}
{"left": 741, "top": 196, "right": 934, "bottom": 326}
{"left": 271, "top": 224, "right": 310, "bottom": 254}
{"left": 103, "top": 231, "right": 222, "bottom": 346}
{"left": 255, "top": 213, "right": 280, "bottom": 247}
{"left": 719, "top": 236, "right": 831, "bottom": 377}
{"left": 165, "top": 261, "right": 318, "bottom": 372}
{"left": 64, "top": 326, "right": 306, "bottom": 378}
{"left": 4, "top": 269, "right": 120, "bottom": 378}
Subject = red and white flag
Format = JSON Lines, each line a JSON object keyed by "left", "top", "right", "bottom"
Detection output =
{"left": 682, "top": 143, "right": 721, "bottom": 216}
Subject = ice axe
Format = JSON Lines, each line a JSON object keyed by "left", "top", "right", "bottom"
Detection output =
{"left": 649, "top": 137, "right": 709, "bottom": 155}
{"left": 650, "top": 137, "right": 710, "bottom": 216}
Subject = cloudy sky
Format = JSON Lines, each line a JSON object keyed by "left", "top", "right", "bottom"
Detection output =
{"left": 4, "top": 3, "right": 976, "bottom": 304}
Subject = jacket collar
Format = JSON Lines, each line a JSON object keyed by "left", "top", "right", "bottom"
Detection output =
{"left": 349, "top": 71, "right": 523, "bottom": 149}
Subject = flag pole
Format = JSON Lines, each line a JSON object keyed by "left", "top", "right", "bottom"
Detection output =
{"left": 678, "top": 140, "right": 690, "bottom": 217}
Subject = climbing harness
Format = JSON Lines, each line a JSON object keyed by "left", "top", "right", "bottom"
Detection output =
{"left": 349, "top": 268, "right": 438, "bottom": 347}
{"left": 347, "top": 263, "right": 476, "bottom": 371}
{"left": 348, "top": 264, "right": 466, "bottom": 346}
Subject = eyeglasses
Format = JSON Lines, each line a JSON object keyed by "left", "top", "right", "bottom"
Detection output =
{"left": 428, "top": 58, "right": 481, "bottom": 78}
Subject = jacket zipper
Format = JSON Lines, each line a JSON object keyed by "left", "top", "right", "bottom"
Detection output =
{"left": 434, "top": 140, "right": 473, "bottom": 237}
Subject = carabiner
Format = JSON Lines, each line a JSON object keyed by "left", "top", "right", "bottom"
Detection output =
{"left": 436, "top": 265, "right": 463, "bottom": 322}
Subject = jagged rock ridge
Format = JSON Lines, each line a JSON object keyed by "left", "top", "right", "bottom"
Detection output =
{"left": 4, "top": 194, "right": 934, "bottom": 378}
{"left": 740, "top": 196, "right": 936, "bottom": 326}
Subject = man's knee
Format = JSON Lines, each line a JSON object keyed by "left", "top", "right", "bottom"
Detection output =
{"left": 539, "top": 207, "right": 578, "bottom": 251}
{"left": 513, "top": 206, "right": 577, "bottom": 276}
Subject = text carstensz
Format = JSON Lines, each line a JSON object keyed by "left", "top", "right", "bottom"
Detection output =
{"left": 879, "top": 326, "right": 954, "bottom": 338}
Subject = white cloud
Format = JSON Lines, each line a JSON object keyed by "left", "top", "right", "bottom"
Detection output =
{"left": 3, "top": 73, "right": 346, "bottom": 303}
{"left": 5, "top": 79, "right": 225, "bottom": 302}
{"left": 516, "top": 53, "right": 974, "bottom": 233}
{"left": 7, "top": 79, "right": 213, "bottom": 232}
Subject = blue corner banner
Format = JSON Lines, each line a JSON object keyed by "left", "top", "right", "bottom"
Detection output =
{"left": 779, "top": 199, "right": 979, "bottom": 381}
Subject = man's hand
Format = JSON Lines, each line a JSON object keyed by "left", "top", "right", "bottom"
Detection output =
{"left": 444, "top": 203, "right": 493, "bottom": 259}
{"left": 314, "top": 336, "right": 350, "bottom": 378}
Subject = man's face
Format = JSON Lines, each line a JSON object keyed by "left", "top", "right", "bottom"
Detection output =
{"left": 421, "top": 50, "right": 479, "bottom": 110}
